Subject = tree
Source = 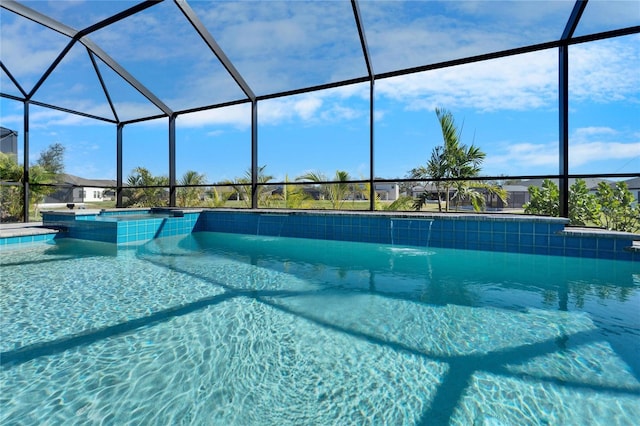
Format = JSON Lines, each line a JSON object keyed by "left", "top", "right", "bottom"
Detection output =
{"left": 36, "top": 142, "right": 65, "bottom": 178}
{"left": 0, "top": 152, "right": 23, "bottom": 220}
{"left": 411, "top": 108, "right": 505, "bottom": 212}
{"left": 296, "top": 170, "right": 353, "bottom": 209}
{"left": 568, "top": 179, "right": 599, "bottom": 226}
{"left": 205, "top": 187, "right": 229, "bottom": 208}
{"left": 409, "top": 146, "right": 446, "bottom": 211}
{"left": 278, "top": 175, "right": 313, "bottom": 209}
{"left": 123, "top": 167, "right": 168, "bottom": 207}
{"left": 595, "top": 181, "right": 639, "bottom": 232}
{"left": 28, "top": 165, "right": 56, "bottom": 216}
{"left": 25, "top": 143, "right": 65, "bottom": 216}
{"left": 1, "top": 151, "right": 59, "bottom": 220}
{"left": 524, "top": 179, "right": 560, "bottom": 217}
{"left": 524, "top": 179, "right": 638, "bottom": 232}
{"left": 0, "top": 152, "right": 21, "bottom": 181}
{"left": 382, "top": 195, "right": 415, "bottom": 211}
{"left": 229, "top": 165, "right": 274, "bottom": 207}
{"left": 176, "top": 170, "right": 206, "bottom": 207}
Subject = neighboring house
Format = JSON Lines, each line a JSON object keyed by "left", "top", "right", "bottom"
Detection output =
{"left": 516, "top": 178, "right": 611, "bottom": 194}
{"left": 494, "top": 184, "right": 530, "bottom": 209}
{"left": 0, "top": 126, "right": 18, "bottom": 159}
{"left": 410, "top": 178, "right": 618, "bottom": 210}
{"left": 374, "top": 183, "right": 399, "bottom": 201}
{"left": 621, "top": 177, "right": 640, "bottom": 205}
{"left": 44, "top": 173, "right": 117, "bottom": 204}
{"left": 411, "top": 183, "right": 440, "bottom": 199}
{"left": 505, "top": 178, "right": 614, "bottom": 208}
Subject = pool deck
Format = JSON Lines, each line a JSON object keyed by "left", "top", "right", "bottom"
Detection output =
{"left": 0, "top": 222, "right": 59, "bottom": 238}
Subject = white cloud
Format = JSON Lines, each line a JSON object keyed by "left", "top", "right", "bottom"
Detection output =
{"left": 111, "top": 102, "right": 164, "bottom": 123}
{"left": 569, "top": 141, "right": 640, "bottom": 168}
{"left": 360, "top": 0, "right": 575, "bottom": 74}
{"left": 377, "top": 49, "right": 558, "bottom": 113}
{"left": 293, "top": 97, "right": 323, "bottom": 121}
{"left": 320, "top": 105, "right": 362, "bottom": 122}
{"left": 177, "top": 105, "right": 251, "bottom": 129}
{"left": 485, "top": 141, "right": 557, "bottom": 173}
{"left": 570, "top": 35, "right": 640, "bottom": 103}
{"left": 0, "top": 109, "right": 23, "bottom": 128}
{"left": 484, "top": 126, "right": 640, "bottom": 175}
{"left": 0, "top": 16, "right": 73, "bottom": 91}
{"left": 573, "top": 127, "right": 617, "bottom": 138}
{"left": 576, "top": 1, "right": 640, "bottom": 34}
{"left": 373, "top": 34, "right": 639, "bottom": 116}
{"left": 193, "top": 1, "right": 366, "bottom": 94}
{"left": 27, "top": 107, "right": 110, "bottom": 128}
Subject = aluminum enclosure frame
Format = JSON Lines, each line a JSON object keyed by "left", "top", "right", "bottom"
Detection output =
{"left": 1, "top": 0, "right": 639, "bottom": 220}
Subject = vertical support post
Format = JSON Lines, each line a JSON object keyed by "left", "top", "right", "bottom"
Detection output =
{"left": 251, "top": 100, "right": 258, "bottom": 209}
{"left": 556, "top": 0, "right": 586, "bottom": 219}
{"left": 22, "top": 101, "right": 30, "bottom": 222}
{"left": 351, "top": 0, "right": 375, "bottom": 210}
{"left": 116, "top": 123, "right": 124, "bottom": 207}
{"left": 559, "top": 45, "right": 570, "bottom": 218}
{"left": 169, "top": 114, "right": 176, "bottom": 207}
{"left": 369, "top": 80, "right": 375, "bottom": 211}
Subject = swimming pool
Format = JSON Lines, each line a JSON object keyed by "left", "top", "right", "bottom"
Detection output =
{"left": 1, "top": 232, "right": 639, "bottom": 424}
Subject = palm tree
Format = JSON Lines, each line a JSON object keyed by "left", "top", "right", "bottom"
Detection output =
{"left": 412, "top": 108, "right": 506, "bottom": 212}
{"left": 177, "top": 170, "right": 206, "bottom": 207}
{"left": 296, "top": 170, "right": 352, "bottom": 209}
{"left": 205, "top": 187, "right": 228, "bottom": 207}
{"left": 410, "top": 145, "right": 447, "bottom": 211}
{"left": 124, "top": 167, "right": 168, "bottom": 207}
{"left": 279, "top": 175, "right": 313, "bottom": 209}
{"left": 229, "top": 165, "right": 274, "bottom": 207}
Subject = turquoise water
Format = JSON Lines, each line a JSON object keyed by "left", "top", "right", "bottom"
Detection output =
{"left": 1, "top": 232, "right": 639, "bottom": 425}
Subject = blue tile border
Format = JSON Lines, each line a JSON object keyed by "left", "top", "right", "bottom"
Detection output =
{"left": 5, "top": 208, "right": 633, "bottom": 262}
{"left": 39, "top": 210, "right": 200, "bottom": 244}
{"left": 0, "top": 232, "right": 57, "bottom": 249}
{"left": 196, "top": 210, "right": 638, "bottom": 262}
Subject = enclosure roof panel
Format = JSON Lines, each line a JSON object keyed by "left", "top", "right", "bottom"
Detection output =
{"left": 31, "top": 43, "right": 116, "bottom": 121}
{"left": 0, "top": 6, "right": 71, "bottom": 94}
{"left": 1, "top": 0, "right": 638, "bottom": 122}
{"left": 18, "top": 0, "right": 142, "bottom": 31}
{"left": 189, "top": 0, "right": 369, "bottom": 97}
{"left": 358, "top": 0, "right": 578, "bottom": 75}
{"left": 574, "top": 0, "right": 640, "bottom": 36}
{"left": 89, "top": 0, "right": 248, "bottom": 113}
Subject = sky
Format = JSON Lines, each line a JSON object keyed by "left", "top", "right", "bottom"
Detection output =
{"left": 0, "top": 0, "right": 638, "bottom": 184}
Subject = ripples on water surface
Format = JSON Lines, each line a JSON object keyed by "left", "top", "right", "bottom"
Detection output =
{"left": 1, "top": 232, "right": 639, "bottom": 425}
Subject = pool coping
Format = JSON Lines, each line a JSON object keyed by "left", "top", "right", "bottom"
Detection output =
{"left": 3, "top": 209, "right": 639, "bottom": 256}
{"left": 2, "top": 210, "right": 638, "bottom": 240}
{"left": 0, "top": 222, "right": 58, "bottom": 238}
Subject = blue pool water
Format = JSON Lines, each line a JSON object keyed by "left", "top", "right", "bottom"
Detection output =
{"left": 1, "top": 233, "right": 639, "bottom": 425}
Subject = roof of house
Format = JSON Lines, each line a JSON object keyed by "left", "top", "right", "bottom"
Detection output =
{"left": 0, "top": 126, "right": 18, "bottom": 138}
{"left": 60, "top": 173, "right": 117, "bottom": 188}
{"left": 622, "top": 177, "right": 640, "bottom": 189}
{"left": 502, "top": 185, "right": 529, "bottom": 192}
{"left": 513, "top": 178, "right": 612, "bottom": 189}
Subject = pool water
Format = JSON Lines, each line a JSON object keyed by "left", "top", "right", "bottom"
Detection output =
{"left": 1, "top": 233, "right": 639, "bottom": 425}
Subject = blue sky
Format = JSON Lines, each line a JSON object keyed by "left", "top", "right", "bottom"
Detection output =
{"left": 1, "top": 0, "right": 638, "bottom": 183}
